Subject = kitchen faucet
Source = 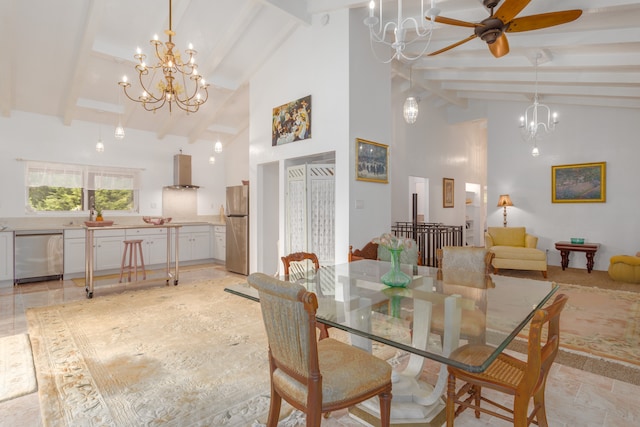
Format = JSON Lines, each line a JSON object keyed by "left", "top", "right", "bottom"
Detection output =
{"left": 89, "top": 196, "right": 95, "bottom": 221}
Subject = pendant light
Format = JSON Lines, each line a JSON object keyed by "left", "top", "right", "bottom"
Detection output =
{"left": 403, "top": 66, "right": 420, "bottom": 124}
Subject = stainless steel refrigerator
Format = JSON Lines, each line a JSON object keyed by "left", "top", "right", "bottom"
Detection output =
{"left": 225, "top": 185, "right": 249, "bottom": 275}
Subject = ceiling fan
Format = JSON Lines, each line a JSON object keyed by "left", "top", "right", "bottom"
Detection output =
{"left": 426, "top": 0, "right": 582, "bottom": 58}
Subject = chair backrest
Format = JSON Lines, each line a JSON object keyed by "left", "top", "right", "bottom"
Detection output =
{"left": 248, "top": 272, "right": 320, "bottom": 384}
{"left": 521, "top": 293, "right": 568, "bottom": 396}
{"left": 437, "top": 246, "right": 493, "bottom": 274}
{"left": 281, "top": 252, "right": 320, "bottom": 279}
{"left": 487, "top": 227, "right": 527, "bottom": 247}
{"left": 348, "top": 242, "right": 379, "bottom": 262}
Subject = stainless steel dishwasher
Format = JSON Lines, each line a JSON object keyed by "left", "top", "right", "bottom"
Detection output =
{"left": 14, "top": 229, "right": 64, "bottom": 284}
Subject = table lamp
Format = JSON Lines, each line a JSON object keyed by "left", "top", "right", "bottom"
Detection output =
{"left": 497, "top": 194, "right": 513, "bottom": 227}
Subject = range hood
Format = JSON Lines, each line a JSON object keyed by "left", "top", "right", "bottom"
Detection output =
{"left": 167, "top": 154, "right": 199, "bottom": 189}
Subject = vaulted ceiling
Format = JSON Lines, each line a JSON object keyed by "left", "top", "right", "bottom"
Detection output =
{"left": 1, "top": 0, "right": 638, "bottom": 147}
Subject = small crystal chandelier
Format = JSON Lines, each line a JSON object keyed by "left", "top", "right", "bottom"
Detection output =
{"left": 214, "top": 139, "right": 223, "bottom": 153}
{"left": 114, "top": 90, "right": 125, "bottom": 140}
{"left": 208, "top": 155, "right": 215, "bottom": 165}
{"left": 95, "top": 127, "right": 104, "bottom": 153}
{"left": 403, "top": 67, "right": 420, "bottom": 124}
{"left": 519, "top": 53, "right": 558, "bottom": 156}
{"left": 364, "top": 0, "right": 440, "bottom": 63}
{"left": 118, "top": 0, "right": 209, "bottom": 114}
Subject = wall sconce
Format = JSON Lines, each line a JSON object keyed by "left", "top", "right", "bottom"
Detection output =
{"left": 497, "top": 194, "right": 513, "bottom": 227}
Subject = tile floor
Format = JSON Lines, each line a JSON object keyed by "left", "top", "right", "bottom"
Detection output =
{"left": 0, "top": 266, "right": 638, "bottom": 427}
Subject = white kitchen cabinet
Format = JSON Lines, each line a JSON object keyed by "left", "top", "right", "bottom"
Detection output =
{"left": 63, "top": 229, "right": 85, "bottom": 276}
{"left": 93, "top": 229, "right": 126, "bottom": 271}
{"left": 125, "top": 228, "right": 169, "bottom": 267}
{"left": 213, "top": 225, "right": 226, "bottom": 262}
{"left": 175, "top": 225, "right": 212, "bottom": 262}
{"left": 0, "top": 231, "right": 14, "bottom": 284}
{"left": 64, "top": 228, "right": 126, "bottom": 276}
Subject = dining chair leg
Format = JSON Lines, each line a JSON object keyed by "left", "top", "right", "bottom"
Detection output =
{"left": 513, "top": 395, "right": 529, "bottom": 427}
{"left": 379, "top": 390, "right": 392, "bottom": 427}
{"left": 473, "top": 385, "right": 481, "bottom": 418}
{"left": 534, "top": 386, "right": 549, "bottom": 427}
{"left": 266, "top": 388, "right": 281, "bottom": 427}
{"left": 446, "top": 373, "right": 456, "bottom": 427}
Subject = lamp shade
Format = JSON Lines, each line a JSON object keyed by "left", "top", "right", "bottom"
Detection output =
{"left": 497, "top": 194, "right": 513, "bottom": 207}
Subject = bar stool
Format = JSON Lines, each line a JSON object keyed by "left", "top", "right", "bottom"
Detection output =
{"left": 119, "top": 240, "right": 146, "bottom": 283}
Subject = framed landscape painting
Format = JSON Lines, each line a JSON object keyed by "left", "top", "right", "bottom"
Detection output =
{"left": 552, "top": 162, "right": 606, "bottom": 203}
{"left": 356, "top": 138, "right": 388, "bottom": 183}
{"left": 443, "top": 178, "right": 454, "bottom": 208}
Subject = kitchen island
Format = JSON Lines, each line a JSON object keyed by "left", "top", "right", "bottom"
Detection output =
{"left": 84, "top": 223, "right": 182, "bottom": 298}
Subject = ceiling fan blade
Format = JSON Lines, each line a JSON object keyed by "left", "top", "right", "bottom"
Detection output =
{"left": 426, "top": 15, "right": 479, "bottom": 28}
{"left": 489, "top": 34, "right": 509, "bottom": 58}
{"left": 506, "top": 10, "right": 583, "bottom": 33}
{"left": 494, "top": 0, "right": 531, "bottom": 22}
{"left": 428, "top": 34, "right": 478, "bottom": 56}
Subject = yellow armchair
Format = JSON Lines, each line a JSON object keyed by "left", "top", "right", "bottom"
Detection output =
{"left": 485, "top": 227, "right": 547, "bottom": 278}
{"left": 608, "top": 252, "right": 640, "bottom": 283}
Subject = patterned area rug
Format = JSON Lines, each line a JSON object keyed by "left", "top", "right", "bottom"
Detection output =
{"left": 0, "top": 334, "right": 37, "bottom": 403}
{"left": 27, "top": 277, "right": 279, "bottom": 427}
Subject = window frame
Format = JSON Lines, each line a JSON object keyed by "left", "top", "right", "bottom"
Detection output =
{"left": 25, "top": 161, "right": 141, "bottom": 215}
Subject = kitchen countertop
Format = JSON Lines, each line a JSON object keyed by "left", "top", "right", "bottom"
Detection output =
{"left": 0, "top": 217, "right": 226, "bottom": 232}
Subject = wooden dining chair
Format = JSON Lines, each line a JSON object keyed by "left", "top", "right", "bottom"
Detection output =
{"left": 280, "top": 252, "right": 331, "bottom": 340}
{"left": 248, "top": 272, "right": 392, "bottom": 427}
{"left": 445, "top": 293, "right": 569, "bottom": 427}
{"left": 348, "top": 242, "right": 379, "bottom": 262}
{"left": 281, "top": 252, "right": 320, "bottom": 279}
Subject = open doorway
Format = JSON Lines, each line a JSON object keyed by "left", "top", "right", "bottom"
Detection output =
{"left": 408, "top": 176, "right": 429, "bottom": 222}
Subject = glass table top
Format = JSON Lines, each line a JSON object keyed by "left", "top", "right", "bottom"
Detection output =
{"left": 224, "top": 259, "right": 558, "bottom": 372}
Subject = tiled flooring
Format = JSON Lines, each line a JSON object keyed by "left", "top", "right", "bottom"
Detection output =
{"left": 1, "top": 266, "right": 638, "bottom": 426}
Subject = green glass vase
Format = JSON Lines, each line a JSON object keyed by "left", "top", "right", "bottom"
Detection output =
{"left": 381, "top": 248, "right": 412, "bottom": 288}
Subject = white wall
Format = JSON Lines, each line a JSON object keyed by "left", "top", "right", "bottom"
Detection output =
{"left": 249, "top": 8, "right": 394, "bottom": 272}
{"left": 392, "top": 89, "right": 487, "bottom": 228}
{"left": 486, "top": 101, "right": 639, "bottom": 271}
{"left": 0, "top": 111, "right": 225, "bottom": 221}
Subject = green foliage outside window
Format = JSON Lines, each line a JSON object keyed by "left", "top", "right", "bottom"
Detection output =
{"left": 28, "top": 187, "right": 82, "bottom": 211}
{"left": 94, "top": 190, "right": 134, "bottom": 211}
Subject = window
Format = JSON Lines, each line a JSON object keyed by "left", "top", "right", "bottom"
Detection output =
{"left": 25, "top": 161, "right": 140, "bottom": 214}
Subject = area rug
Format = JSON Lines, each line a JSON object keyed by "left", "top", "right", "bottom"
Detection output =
{"left": 27, "top": 276, "right": 279, "bottom": 427}
{"left": 0, "top": 334, "right": 37, "bottom": 403}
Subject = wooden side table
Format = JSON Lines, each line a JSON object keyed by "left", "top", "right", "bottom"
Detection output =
{"left": 555, "top": 241, "right": 600, "bottom": 273}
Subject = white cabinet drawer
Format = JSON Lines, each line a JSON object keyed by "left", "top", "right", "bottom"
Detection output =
{"left": 180, "top": 225, "right": 211, "bottom": 234}
{"left": 64, "top": 229, "right": 85, "bottom": 239}
{"left": 126, "top": 228, "right": 168, "bottom": 237}
{"left": 213, "top": 225, "right": 226, "bottom": 233}
{"left": 94, "top": 229, "right": 125, "bottom": 238}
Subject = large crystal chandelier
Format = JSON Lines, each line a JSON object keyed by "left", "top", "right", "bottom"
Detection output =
{"left": 118, "top": 0, "right": 209, "bottom": 114}
{"left": 364, "top": 0, "right": 440, "bottom": 63}
{"left": 519, "top": 53, "right": 558, "bottom": 157}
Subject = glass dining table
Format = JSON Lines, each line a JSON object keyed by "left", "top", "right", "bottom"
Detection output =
{"left": 224, "top": 259, "right": 558, "bottom": 425}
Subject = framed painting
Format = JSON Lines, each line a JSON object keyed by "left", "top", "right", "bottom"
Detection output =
{"left": 272, "top": 95, "right": 312, "bottom": 146}
{"left": 443, "top": 178, "right": 454, "bottom": 208}
{"left": 552, "top": 162, "right": 606, "bottom": 203}
{"left": 356, "top": 138, "right": 388, "bottom": 183}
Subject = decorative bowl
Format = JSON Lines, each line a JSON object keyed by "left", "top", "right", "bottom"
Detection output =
{"left": 570, "top": 238, "right": 585, "bottom": 244}
{"left": 142, "top": 216, "right": 172, "bottom": 226}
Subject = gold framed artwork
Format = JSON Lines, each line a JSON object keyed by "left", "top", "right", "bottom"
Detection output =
{"left": 356, "top": 138, "right": 388, "bottom": 183}
{"left": 551, "top": 162, "right": 606, "bottom": 203}
{"left": 443, "top": 178, "right": 454, "bottom": 208}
